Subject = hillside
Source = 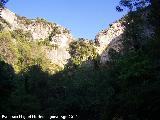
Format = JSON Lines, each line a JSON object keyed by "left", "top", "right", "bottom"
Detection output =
{"left": 1, "top": 1, "right": 160, "bottom": 120}
{"left": 0, "top": 7, "right": 154, "bottom": 72}
{"left": 95, "top": 8, "right": 153, "bottom": 64}
{"left": 0, "top": 7, "right": 128, "bottom": 71}
{"left": 0, "top": 7, "right": 73, "bottom": 71}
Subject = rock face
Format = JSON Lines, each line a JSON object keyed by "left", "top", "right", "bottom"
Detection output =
{"left": 0, "top": 8, "right": 17, "bottom": 27}
{"left": 95, "top": 19, "right": 125, "bottom": 64}
{"left": 1, "top": 8, "right": 62, "bottom": 40}
{"left": 95, "top": 10, "right": 153, "bottom": 64}
{"left": 1, "top": 7, "right": 153, "bottom": 67}
{"left": 0, "top": 7, "right": 73, "bottom": 67}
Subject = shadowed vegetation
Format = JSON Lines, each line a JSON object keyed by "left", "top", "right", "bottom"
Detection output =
{"left": 0, "top": 0, "right": 160, "bottom": 119}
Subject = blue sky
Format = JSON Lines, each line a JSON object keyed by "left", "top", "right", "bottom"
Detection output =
{"left": 6, "top": 0, "right": 127, "bottom": 39}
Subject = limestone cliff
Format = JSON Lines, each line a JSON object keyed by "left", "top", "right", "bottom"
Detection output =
{"left": 95, "top": 10, "right": 153, "bottom": 64}
{"left": 0, "top": 7, "right": 153, "bottom": 68}
{"left": 0, "top": 7, "right": 73, "bottom": 67}
{"left": 95, "top": 18, "right": 125, "bottom": 64}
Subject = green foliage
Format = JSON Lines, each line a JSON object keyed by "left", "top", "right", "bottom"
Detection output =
{"left": 16, "top": 15, "right": 57, "bottom": 27}
{"left": 0, "top": 29, "right": 61, "bottom": 73}
{"left": 0, "top": 18, "right": 11, "bottom": 29}
{"left": 117, "top": 0, "right": 151, "bottom": 11}
{"left": 16, "top": 15, "right": 34, "bottom": 25}
{"left": 22, "top": 65, "right": 50, "bottom": 97}
{"left": 35, "top": 17, "right": 56, "bottom": 27}
{"left": 121, "top": 10, "right": 149, "bottom": 52}
{"left": 0, "top": 60, "right": 15, "bottom": 112}
{"left": 63, "top": 28, "right": 70, "bottom": 34}
{"left": 11, "top": 29, "right": 33, "bottom": 40}
{"left": 0, "top": 2, "right": 160, "bottom": 119}
{"left": 16, "top": 39, "right": 60, "bottom": 73}
{"left": 68, "top": 38, "right": 97, "bottom": 67}
{"left": 49, "top": 26, "right": 61, "bottom": 40}
{"left": 10, "top": 93, "right": 41, "bottom": 114}
{"left": 0, "top": 0, "right": 9, "bottom": 7}
{"left": 0, "top": 31, "right": 19, "bottom": 65}
{"left": 37, "top": 38, "right": 50, "bottom": 46}
{"left": 101, "top": 3, "right": 160, "bottom": 119}
{"left": 101, "top": 49, "right": 160, "bottom": 120}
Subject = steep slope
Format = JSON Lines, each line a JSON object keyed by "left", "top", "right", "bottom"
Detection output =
{"left": 0, "top": 7, "right": 73, "bottom": 68}
{"left": 95, "top": 9, "right": 153, "bottom": 64}
{"left": 0, "top": 7, "right": 153, "bottom": 69}
{"left": 95, "top": 19, "right": 125, "bottom": 64}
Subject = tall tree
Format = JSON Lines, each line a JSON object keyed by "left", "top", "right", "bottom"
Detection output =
{"left": 117, "top": 0, "right": 151, "bottom": 11}
{"left": 0, "top": 0, "right": 9, "bottom": 7}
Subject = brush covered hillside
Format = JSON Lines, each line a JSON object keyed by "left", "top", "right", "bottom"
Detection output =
{"left": 0, "top": 7, "right": 73, "bottom": 73}
{"left": 1, "top": 0, "right": 160, "bottom": 119}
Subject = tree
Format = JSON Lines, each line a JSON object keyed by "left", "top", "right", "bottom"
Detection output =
{"left": 0, "top": 0, "right": 9, "bottom": 7}
{"left": 68, "top": 38, "right": 97, "bottom": 68}
{"left": 117, "top": 0, "right": 151, "bottom": 11}
{"left": 0, "top": 60, "right": 15, "bottom": 112}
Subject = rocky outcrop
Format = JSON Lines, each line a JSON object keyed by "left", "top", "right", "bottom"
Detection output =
{"left": 0, "top": 8, "right": 73, "bottom": 40}
{"left": 0, "top": 7, "right": 73, "bottom": 67}
{"left": 95, "top": 9, "right": 154, "bottom": 64}
{"left": 95, "top": 19, "right": 125, "bottom": 64}
{"left": 1, "top": 7, "right": 153, "bottom": 67}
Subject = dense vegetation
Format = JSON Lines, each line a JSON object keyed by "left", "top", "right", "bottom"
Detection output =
{"left": 0, "top": 29, "right": 61, "bottom": 73}
{"left": 68, "top": 38, "right": 97, "bottom": 68}
{"left": 0, "top": 0, "right": 160, "bottom": 119}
